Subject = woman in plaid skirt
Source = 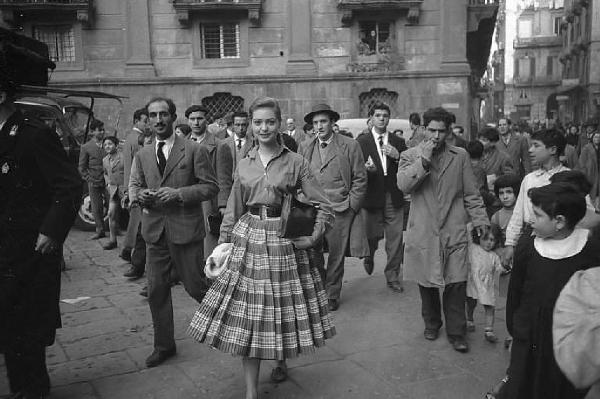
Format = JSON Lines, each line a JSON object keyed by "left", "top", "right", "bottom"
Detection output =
{"left": 188, "top": 97, "right": 336, "bottom": 399}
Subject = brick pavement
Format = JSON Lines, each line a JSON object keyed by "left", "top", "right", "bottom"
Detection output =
{"left": 1, "top": 229, "right": 519, "bottom": 399}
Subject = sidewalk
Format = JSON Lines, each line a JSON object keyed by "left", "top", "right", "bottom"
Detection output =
{"left": 1, "top": 229, "right": 513, "bottom": 399}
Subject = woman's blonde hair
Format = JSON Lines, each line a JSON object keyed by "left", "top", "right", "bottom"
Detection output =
{"left": 248, "top": 97, "right": 282, "bottom": 122}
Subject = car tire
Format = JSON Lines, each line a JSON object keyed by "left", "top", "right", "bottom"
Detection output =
{"left": 74, "top": 191, "right": 109, "bottom": 231}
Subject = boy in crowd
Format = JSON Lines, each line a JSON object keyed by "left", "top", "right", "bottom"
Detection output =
{"left": 491, "top": 174, "right": 521, "bottom": 273}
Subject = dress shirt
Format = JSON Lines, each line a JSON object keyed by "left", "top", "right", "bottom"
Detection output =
{"left": 371, "top": 128, "right": 388, "bottom": 176}
{"left": 190, "top": 133, "right": 206, "bottom": 144}
{"left": 234, "top": 133, "right": 246, "bottom": 149}
{"left": 504, "top": 164, "right": 569, "bottom": 246}
{"left": 226, "top": 129, "right": 234, "bottom": 138}
{"left": 155, "top": 132, "right": 175, "bottom": 163}
{"left": 287, "top": 129, "right": 296, "bottom": 137}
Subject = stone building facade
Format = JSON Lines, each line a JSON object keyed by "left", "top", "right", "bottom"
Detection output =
{"left": 501, "top": 0, "right": 564, "bottom": 124}
{"left": 0, "top": 0, "right": 497, "bottom": 137}
{"left": 556, "top": 0, "right": 599, "bottom": 124}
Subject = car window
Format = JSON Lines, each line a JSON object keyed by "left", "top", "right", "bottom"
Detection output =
{"left": 63, "top": 106, "right": 90, "bottom": 143}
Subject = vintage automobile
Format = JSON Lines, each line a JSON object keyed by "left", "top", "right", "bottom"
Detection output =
{"left": 16, "top": 86, "right": 127, "bottom": 231}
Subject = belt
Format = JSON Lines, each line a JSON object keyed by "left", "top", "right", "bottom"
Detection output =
{"left": 248, "top": 205, "right": 281, "bottom": 219}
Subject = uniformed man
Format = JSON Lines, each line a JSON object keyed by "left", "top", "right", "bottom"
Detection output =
{"left": 0, "top": 74, "right": 82, "bottom": 397}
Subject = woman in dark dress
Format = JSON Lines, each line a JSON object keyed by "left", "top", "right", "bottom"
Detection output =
{"left": 188, "top": 97, "right": 335, "bottom": 399}
{"left": 500, "top": 182, "right": 600, "bottom": 399}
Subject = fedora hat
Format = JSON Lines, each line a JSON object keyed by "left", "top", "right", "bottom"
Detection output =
{"left": 304, "top": 103, "right": 340, "bottom": 124}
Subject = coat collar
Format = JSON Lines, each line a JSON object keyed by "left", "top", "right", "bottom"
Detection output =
{"left": 161, "top": 134, "right": 185, "bottom": 182}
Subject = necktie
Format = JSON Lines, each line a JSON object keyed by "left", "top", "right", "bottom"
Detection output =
{"left": 320, "top": 142, "right": 328, "bottom": 149}
{"left": 378, "top": 135, "right": 384, "bottom": 149}
{"left": 157, "top": 141, "right": 166, "bottom": 176}
{"left": 237, "top": 139, "right": 242, "bottom": 150}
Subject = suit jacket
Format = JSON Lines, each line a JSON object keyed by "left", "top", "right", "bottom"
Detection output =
{"left": 577, "top": 143, "right": 600, "bottom": 200}
{"left": 497, "top": 133, "right": 531, "bottom": 177}
{"left": 199, "top": 133, "right": 234, "bottom": 210}
{"left": 103, "top": 151, "right": 124, "bottom": 187}
{"left": 78, "top": 139, "right": 105, "bottom": 186}
{"left": 356, "top": 130, "right": 407, "bottom": 209}
{"left": 223, "top": 133, "right": 254, "bottom": 174}
{"left": 122, "top": 128, "right": 145, "bottom": 189}
{"left": 480, "top": 146, "right": 515, "bottom": 177}
{"left": 287, "top": 129, "right": 310, "bottom": 147}
{"left": 299, "top": 133, "right": 367, "bottom": 213}
{"left": 129, "top": 134, "right": 219, "bottom": 245}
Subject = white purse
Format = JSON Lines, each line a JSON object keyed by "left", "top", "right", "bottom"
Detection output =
{"left": 204, "top": 243, "right": 233, "bottom": 279}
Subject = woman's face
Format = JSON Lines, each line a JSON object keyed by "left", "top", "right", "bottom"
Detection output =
{"left": 251, "top": 107, "right": 280, "bottom": 146}
{"left": 103, "top": 139, "right": 116, "bottom": 154}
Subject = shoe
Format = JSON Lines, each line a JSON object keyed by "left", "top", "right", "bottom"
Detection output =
{"left": 102, "top": 241, "right": 117, "bottom": 250}
{"left": 139, "top": 285, "right": 148, "bottom": 297}
{"left": 270, "top": 366, "right": 288, "bottom": 383}
{"left": 363, "top": 257, "right": 374, "bottom": 275}
{"left": 448, "top": 336, "right": 469, "bottom": 353}
{"left": 119, "top": 248, "right": 132, "bottom": 262}
{"left": 145, "top": 347, "right": 176, "bottom": 368}
{"left": 123, "top": 267, "right": 144, "bottom": 279}
{"left": 89, "top": 232, "right": 105, "bottom": 240}
{"left": 328, "top": 298, "right": 340, "bottom": 311}
{"left": 387, "top": 281, "right": 404, "bottom": 293}
{"left": 484, "top": 329, "right": 499, "bottom": 343}
{"left": 424, "top": 328, "right": 439, "bottom": 341}
{"left": 467, "top": 320, "right": 476, "bottom": 332}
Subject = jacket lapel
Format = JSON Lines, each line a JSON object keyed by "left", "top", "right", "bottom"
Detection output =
{"left": 142, "top": 145, "right": 161, "bottom": 187}
{"left": 439, "top": 147, "right": 455, "bottom": 177}
{"left": 365, "top": 133, "right": 384, "bottom": 174}
{"left": 161, "top": 135, "right": 185, "bottom": 183}
{"left": 320, "top": 134, "right": 341, "bottom": 170}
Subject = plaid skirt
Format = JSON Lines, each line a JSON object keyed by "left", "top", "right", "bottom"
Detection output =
{"left": 187, "top": 213, "right": 336, "bottom": 360}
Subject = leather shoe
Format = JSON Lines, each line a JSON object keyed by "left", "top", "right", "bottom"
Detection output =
{"left": 139, "top": 285, "right": 148, "bottom": 297}
{"left": 123, "top": 266, "right": 144, "bottom": 280}
{"left": 145, "top": 347, "right": 176, "bottom": 368}
{"left": 102, "top": 241, "right": 117, "bottom": 250}
{"left": 119, "top": 248, "right": 132, "bottom": 262}
{"left": 363, "top": 257, "right": 374, "bottom": 275}
{"left": 387, "top": 281, "right": 404, "bottom": 293}
{"left": 424, "top": 328, "right": 439, "bottom": 341}
{"left": 89, "top": 232, "right": 105, "bottom": 240}
{"left": 448, "top": 336, "right": 469, "bottom": 353}
{"left": 328, "top": 298, "right": 340, "bottom": 311}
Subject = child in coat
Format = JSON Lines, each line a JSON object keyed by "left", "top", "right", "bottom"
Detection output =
{"left": 491, "top": 174, "right": 521, "bottom": 273}
{"left": 466, "top": 224, "right": 506, "bottom": 343}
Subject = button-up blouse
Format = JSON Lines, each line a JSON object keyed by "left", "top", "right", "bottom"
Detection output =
{"left": 219, "top": 145, "right": 334, "bottom": 242}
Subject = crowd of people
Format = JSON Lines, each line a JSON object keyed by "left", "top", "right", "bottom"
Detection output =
{"left": 3, "top": 67, "right": 600, "bottom": 399}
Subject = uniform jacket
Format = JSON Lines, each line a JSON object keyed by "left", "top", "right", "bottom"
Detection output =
{"left": 199, "top": 132, "right": 233, "bottom": 210}
{"left": 299, "top": 132, "right": 367, "bottom": 213}
{"left": 397, "top": 143, "right": 489, "bottom": 287}
{"left": 223, "top": 133, "right": 254, "bottom": 174}
{"left": 129, "top": 134, "right": 219, "bottom": 245}
{"left": 122, "top": 127, "right": 145, "bottom": 189}
{"left": 356, "top": 130, "right": 407, "bottom": 209}
{"left": 480, "top": 146, "right": 515, "bottom": 178}
{"left": 78, "top": 139, "right": 106, "bottom": 186}
{"left": 0, "top": 110, "right": 82, "bottom": 348}
{"left": 577, "top": 143, "right": 600, "bottom": 200}
{"left": 497, "top": 133, "right": 532, "bottom": 177}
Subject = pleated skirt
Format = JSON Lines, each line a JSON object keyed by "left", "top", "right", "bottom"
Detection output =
{"left": 187, "top": 213, "right": 336, "bottom": 360}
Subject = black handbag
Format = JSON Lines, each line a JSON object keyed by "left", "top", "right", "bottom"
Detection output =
{"left": 207, "top": 212, "right": 224, "bottom": 236}
{"left": 279, "top": 193, "right": 318, "bottom": 239}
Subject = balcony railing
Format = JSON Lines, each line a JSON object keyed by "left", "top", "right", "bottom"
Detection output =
{"left": 171, "top": 0, "right": 263, "bottom": 26}
{"left": 469, "top": 0, "right": 499, "bottom": 4}
{"left": 513, "top": 36, "right": 563, "bottom": 48}
{"left": 337, "top": 0, "right": 423, "bottom": 26}
{"left": 513, "top": 75, "right": 561, "bottom": 86}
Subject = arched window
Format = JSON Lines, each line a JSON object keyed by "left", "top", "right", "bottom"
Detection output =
{"left": 359, "top": 88, "right": 399, "bottom": 117}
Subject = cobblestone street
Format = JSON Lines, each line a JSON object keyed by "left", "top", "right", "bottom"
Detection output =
{"left": 1, "top": 229, "right": 515, "bottom": 399}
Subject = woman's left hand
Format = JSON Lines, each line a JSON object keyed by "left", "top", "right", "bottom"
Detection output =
{"left": 290, "top": 236, "right": 314, "bottom": 249}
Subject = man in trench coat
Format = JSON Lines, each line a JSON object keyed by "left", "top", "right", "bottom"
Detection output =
{"left": 397, "top": 107, "right": 489, "bottom": 353}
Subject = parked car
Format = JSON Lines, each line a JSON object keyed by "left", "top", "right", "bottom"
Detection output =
{"left": 336, "top": 118, "right": 412, "bottom": 140}
{"left": 15, "top": 86, "right": 127, "bottom": 231}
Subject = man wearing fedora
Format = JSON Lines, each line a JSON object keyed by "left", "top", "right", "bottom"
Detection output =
{"left": 356, "top": 102, "right": 407, "bottom": 293}
{"left": 299, "top": 104, "right": 367, "bottom": 311}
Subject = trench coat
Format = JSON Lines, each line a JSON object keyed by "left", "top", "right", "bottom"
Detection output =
{"left": 397, "top": 143, "right": 489, "bottom": 287}
{"left": 577, "top": 143, "right": 600, "bottom": 202}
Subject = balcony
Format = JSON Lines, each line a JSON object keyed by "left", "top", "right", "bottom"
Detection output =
{"left": 0, "top": 0, "right": 93, "bottom": 25}
{"left": 337, "top": 0, "right": 423, "bottom": 26}
{"left": 513, "top": 35, "right": 563, "bottom": 49}
{"left": 513, "top": 75, "right": 561, "bottom": 87}
{"left": 171, "top": 0, "right": 263, "bottom": 27}
{"left": 467, "top": 0, "right": 498, "bottom": 32}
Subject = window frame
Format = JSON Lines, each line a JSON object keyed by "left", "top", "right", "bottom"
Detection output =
{"left": 357, "top": 20, "right": 393, "bottom": 57}
{"left": 192, "top": 16, "right": 249, "bottom": 69}
{"left": 27, "top": 20, "right": 84, "bottom": 71}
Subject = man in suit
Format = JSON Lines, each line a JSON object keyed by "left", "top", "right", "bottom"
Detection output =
{"left": 356, "top": 102, "right": 407, "bottom": 293}
{"left": 122, "top": 108, "right": 149, "bottom": 278}
{"left": 185, "top": 105, "right": 233, "bottom": 258}
{"left": 78, "top": 119, "right": 107, "bottom": 239}
{"left": 129, "top": 97, "right": 218, "bottom": 368}
{"left": 223, "top": 111, "right": 253, "bottom": 174}
{"left": 1, "top": 75, "right": 82, "bottom": 398}
{"left": 497, "top": 118, "right": 531, "bottom": 178}
{"left": 285, "top": 117, "right": 309, "bottom": 147}
{"left": 299, "top": 104, "right": 367, "bottom": 311}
